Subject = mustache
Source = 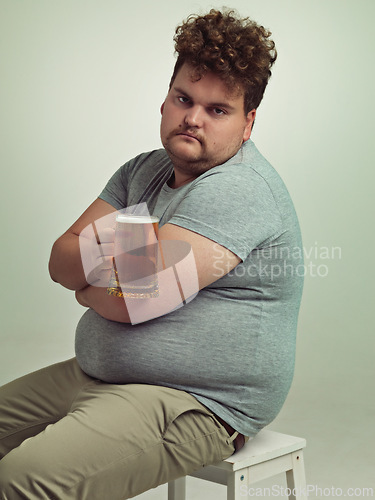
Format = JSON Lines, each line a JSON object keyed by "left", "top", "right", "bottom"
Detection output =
{"left": 169, "top": 127, "right": 204, "bottom": 144}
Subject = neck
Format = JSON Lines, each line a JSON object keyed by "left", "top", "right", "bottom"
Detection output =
{"left": 168, "top": 168, "right": 198, "bottom": 189}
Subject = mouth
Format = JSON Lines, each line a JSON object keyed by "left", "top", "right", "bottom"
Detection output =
{"left": 177, "top": 132, "right": 201, "bottom": 143}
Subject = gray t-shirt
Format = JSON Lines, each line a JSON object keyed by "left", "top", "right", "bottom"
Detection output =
{"left": 75, "top": 139, "right": 304, "bottom": 437}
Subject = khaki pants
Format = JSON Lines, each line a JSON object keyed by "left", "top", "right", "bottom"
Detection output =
{"left": 0, "top": 359, "right": 236, "bottom": 499}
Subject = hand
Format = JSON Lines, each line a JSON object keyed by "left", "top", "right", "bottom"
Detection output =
{"left": 48, "top": 199, "right": 118, "bottom": 291}
{"left": 79, "top": 221, "right": 116, "bottom": 287}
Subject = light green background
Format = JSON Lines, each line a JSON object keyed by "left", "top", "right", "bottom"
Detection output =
{"left": 1, "top": 0, "right": 374, "bottom": 497}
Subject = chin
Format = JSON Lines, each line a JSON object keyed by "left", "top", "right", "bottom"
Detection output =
{"left": 165, "top": 144, "right": 199, "bottom": 164}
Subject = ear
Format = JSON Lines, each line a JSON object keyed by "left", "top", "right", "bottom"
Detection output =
{"left": 160, "top": 102, "right": 165, "bottom": 115}
{"left": 243, "top": 109, "right": 256, "bottom": 142}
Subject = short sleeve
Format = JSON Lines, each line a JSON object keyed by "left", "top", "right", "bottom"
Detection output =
{"left": 168, "top": 165, "right": 283, "bottom": 261}
{"left": 98, "top": 164, "right": 128, "bottom": 210}
{"left": 98, "top": 150, "right": 174, "bottom": 211}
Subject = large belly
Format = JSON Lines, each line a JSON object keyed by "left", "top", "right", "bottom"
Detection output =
{"left": 74, "top": 295, "right": 263, "bottom": 388}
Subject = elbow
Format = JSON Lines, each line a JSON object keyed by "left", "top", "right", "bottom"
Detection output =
{"left": 48, "top": 239, "right": 79, "bottom": 291}
{"left": 48, "top": 241, "right": 59, "bottom": 283}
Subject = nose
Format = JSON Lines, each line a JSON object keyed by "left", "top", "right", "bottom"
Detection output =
{"left": 184, "top": 105, "right": 203, "bottom": 128}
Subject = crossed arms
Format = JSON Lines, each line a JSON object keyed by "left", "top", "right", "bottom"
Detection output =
{"left": 49, "top": 198, "right": 240, "bottom": 324}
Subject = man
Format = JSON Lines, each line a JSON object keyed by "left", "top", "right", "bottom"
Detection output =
{"left": 0, "top": 9, "right": 303, "bottom": 499}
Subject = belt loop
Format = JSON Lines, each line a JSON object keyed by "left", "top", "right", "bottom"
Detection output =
{"left": 226, "top": 430, "right": 239, "bottom": 445}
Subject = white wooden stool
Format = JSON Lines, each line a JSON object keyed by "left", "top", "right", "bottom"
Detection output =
{"left": 167, "top": 429, "right": 307, "bottom": 500}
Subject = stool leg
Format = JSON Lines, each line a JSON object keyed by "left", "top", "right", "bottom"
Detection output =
{"left": 168, "top": 477, "right": 186, "bottom": 500}
{"left": 227, "top": 469, "right": 248, "bottom": 500}
{"left": 286, "top": 450, "right": 307, "bottom": 500}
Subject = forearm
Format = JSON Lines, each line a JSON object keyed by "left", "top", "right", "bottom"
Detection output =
{"left": 49, "top": 198, "right": 117, "bottom": 291}
{"left": 76, "top": 286, "right": 131, "bottom": 323}
{"left": 49, "top": 232, "right": 88, "bottom": 291}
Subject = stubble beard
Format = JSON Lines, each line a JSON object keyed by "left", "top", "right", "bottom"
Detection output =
{"left": 164, "top": 144, "right": 214, "bottom": 177}
{"left": 163, "top": 129, "right": 241, "bottom": 177}
{"left": 162, "top": 130, "right": 212, "bottom": 176}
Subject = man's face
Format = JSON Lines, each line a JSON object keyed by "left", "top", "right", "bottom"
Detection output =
{"left": 160, "top": 63, "right": 255, "bottom": 186}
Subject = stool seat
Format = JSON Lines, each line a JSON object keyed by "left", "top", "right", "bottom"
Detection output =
{"left": 168, "top": 429, "right": 307, "bottom": 500}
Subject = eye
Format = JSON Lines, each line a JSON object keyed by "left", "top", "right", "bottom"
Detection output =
{"left": 178, "top": 96, "right": 190, "bottom": 104}
{"left": 212, "top": 107, "right": 226, "bottom": 116}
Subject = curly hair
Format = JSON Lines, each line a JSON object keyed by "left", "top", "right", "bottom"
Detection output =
{"left": 170, "top": 9, "right": 277, "bottom": 113}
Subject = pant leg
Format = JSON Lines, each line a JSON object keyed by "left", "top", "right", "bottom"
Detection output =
{"left": 0, "top": 380, "right": 235, "bottom": 499}
{"left": 0, "top": 358, "right": 94, "bottom": 458}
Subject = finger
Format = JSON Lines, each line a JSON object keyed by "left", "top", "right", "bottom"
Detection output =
{"left": 79, "top": 224, "right": 105, "bottom": 279}
{"left": 98, "top": 241, "right": 115, "bottom": 258}
{"left": 98, "top": 227, "right": 116, "bottom": 243}
{"left": 86, "top": 259, "right": 113, "bottom": 286}
{"left": 94, "top": 255, "right": 113, "bottom": 270}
